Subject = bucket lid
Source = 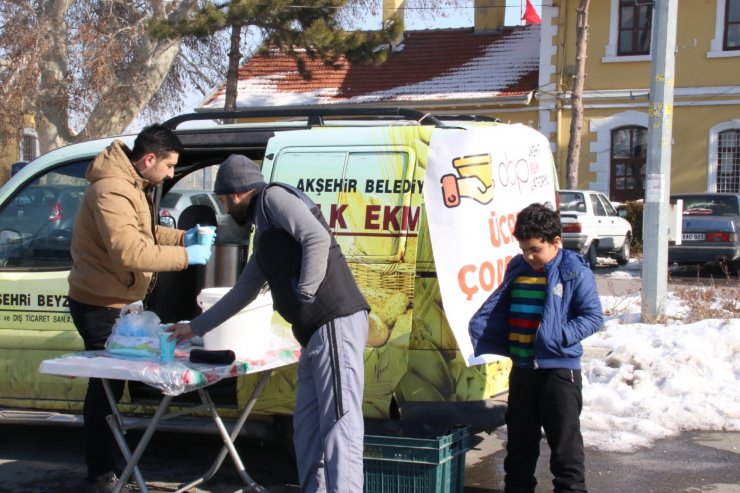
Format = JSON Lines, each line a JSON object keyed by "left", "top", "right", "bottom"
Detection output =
{"left": 197, "top": 287, "right": 273, "bottom": 305}
{"left": 197, "top": 287, "right": 232, "bottom": 304}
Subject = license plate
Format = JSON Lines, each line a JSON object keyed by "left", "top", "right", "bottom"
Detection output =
{"left": 682, "top": 233, "right": 705, "bottom": 241}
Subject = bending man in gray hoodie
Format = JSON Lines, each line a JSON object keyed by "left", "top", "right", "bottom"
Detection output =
{"left": 169, "top": 154, "right": 370, "bottom": 493}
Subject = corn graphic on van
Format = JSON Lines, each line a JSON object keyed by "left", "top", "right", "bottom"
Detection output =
{"left": 0, "top": 109, "right": 557, "bottom": 434}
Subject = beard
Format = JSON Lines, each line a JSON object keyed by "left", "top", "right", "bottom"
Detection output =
{"left": 231, "top": 205, "right": 249, "bottom": 226}
{"left": 230, "top": 197, "right": 255, "bottom": 226}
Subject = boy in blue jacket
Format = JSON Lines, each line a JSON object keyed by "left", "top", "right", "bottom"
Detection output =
{"left": 469, "top": 203, "right": 603, "bottom": 493}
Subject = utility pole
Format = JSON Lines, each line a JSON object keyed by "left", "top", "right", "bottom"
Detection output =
{"left": 642, "top": 0, "right": 678, "bottom": 323}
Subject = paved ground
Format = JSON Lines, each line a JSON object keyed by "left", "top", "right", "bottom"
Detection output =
{"left": 465, "top": 428, "right": 740, "bottom": 493}
{"left": 2, "top": 260, "right": 738, "bottom": 492}
{"left": 0, "top": 424, "right": 738, "bottom": 493}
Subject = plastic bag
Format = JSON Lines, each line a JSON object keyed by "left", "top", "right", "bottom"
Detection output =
{"left": 139, "top": 361, "right": 191, "bottom": 395}
{"left": 105, "top": 301, "right": 162, "bottom": 358}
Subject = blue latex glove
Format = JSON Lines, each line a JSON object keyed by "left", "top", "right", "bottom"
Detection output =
{"left": 186, "top": 244, "right": 212, "bottom": 265}
{"left": 184, "top": 224, "right": 201, "bottom": 247}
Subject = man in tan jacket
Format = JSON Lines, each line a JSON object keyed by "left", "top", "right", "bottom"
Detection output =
{"left": 68, "top": 124, "right": 212, "bottom": 493}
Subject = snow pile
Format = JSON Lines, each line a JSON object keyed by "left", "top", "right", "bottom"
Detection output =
{"left": 581, "top": 292, "right": 740, "bottom": 452}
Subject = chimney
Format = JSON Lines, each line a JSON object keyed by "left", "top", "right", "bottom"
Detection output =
{"left": 475, "top": 0, "right": 506, "bottom": 32}
{"left": 383, "top": 0, "right": 405, "bottom": 45}
{"left": 22, "top": 113, "right": 36, "bottom": 128}
{"left": 383, "top": 0, "right": 405, "bottom": 27}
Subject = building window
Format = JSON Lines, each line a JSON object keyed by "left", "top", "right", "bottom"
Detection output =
{"left": 725, "top": 0, "right": 740, "bottom": 50}
{"left": 717, "top": 129, "right": 740, "bottom": 192}
{"left": 618, "top": 0, "right": 652, "bottom": 56}
{"left": 709, "top": 0, "right": 740, "bottom": 57}
{"left": 610, "top": 126, "right": 647, "bottom": 202}
{"left": 20, "top": 128, "right": 39, "bottom": 161}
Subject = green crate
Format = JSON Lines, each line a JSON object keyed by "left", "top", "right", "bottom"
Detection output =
{"left": 363, "top": 426, "right": 470, "bottom": 493}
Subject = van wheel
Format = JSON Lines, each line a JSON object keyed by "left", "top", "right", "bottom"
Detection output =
{"left": 274, "top": 415, "right": 296, "bottom": 460}
{"left": 585, "top": 242, "right": 598, "bottom": 269}
{"left": 615, "top": 234, "right": 631, "bottom": 266}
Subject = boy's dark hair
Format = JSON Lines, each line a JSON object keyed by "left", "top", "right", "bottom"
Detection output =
{"left": 131, "top": 124, "right": 183, "bottom": 161}
{"left": 513, "top": 202, "right": 561, "bottom": 243}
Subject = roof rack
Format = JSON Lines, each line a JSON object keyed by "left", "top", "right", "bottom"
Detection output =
{"left": 436, "top": 114, "right": 501, "bottom": 123}
{"left": 164, "top": 107, "right": 443, "bottom": 130}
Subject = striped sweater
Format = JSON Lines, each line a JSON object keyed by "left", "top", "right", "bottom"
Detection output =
{"left": 508, "top": 270, "right": 547, "bottom": 368}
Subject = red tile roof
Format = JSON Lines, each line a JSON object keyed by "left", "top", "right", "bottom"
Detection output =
{"left": 199, "top": 25, "right": 540, "bottom": 109}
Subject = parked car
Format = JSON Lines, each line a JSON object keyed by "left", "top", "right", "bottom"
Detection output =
{"left": 558, "top": 189, "right": 632, "bottom": 268}
{"left": 158, "top": 189, "right": 225, "bottom": 229}
{"left": 668, "top": 193, "right": 740, "bottom": 266}
{"left": 0, "top": 184, "right": 85, "bottom": 267}
{"left": 0, "top": 185, "right": 63, "bottom": 233}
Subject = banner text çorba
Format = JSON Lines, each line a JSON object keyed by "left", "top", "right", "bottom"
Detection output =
{"left": 423, "top": 125, "right": 557, "bottom": 366}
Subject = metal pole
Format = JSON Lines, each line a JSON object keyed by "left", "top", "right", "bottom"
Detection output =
{"left": 642, "top": 0, "right": 678, "bottom": 323}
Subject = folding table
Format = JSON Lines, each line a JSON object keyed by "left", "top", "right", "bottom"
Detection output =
{"left": 40, "top": 344, "right": 300, "bottom": 493}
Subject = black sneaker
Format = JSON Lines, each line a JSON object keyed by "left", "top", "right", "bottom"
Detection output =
{"left": 85, "top": 472, "right": 133, "bottom": 493}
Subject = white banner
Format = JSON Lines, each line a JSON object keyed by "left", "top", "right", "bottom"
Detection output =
{"left": 424, "top": 125, "right": 557, "bottom": 366}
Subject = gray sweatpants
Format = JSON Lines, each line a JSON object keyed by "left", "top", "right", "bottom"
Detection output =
{"left": 293, "top": 310, "right": 368, "bottom": 493}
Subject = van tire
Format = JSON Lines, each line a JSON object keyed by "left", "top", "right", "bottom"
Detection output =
{"left": 274, "top": 415, "right": 297, "bottom": 460}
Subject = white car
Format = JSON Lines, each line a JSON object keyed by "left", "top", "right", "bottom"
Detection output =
{"left": 558, "top": 190, "right": 632, "bottom": 268}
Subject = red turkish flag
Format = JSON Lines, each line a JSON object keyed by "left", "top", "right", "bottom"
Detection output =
{"left": 522, "top": 0, "right": 542, "bottom": 25}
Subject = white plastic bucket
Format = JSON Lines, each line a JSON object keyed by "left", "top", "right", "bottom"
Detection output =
{"left": 196, "top": 287, "right": 274, "bottom": 360}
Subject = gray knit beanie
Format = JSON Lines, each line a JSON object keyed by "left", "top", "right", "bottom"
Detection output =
{"left": 214, "top": 154, "right": 266, "bottom": 195}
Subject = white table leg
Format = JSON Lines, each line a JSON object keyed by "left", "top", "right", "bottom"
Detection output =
{"left": 110, "top": 392, "right": 174, "bottom": 493}
{"left": 101, "top": 378, "right": 149, "bottom": 493}
{"left": 175, "top": 370, "right": 272, "bottom": 493}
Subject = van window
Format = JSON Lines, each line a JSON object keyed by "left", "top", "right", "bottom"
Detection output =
{"left": 271, "top": 149, "right": 413, "bottom": 260}
{"left": 0, "top": 161, "right": 88, "bottom": 269}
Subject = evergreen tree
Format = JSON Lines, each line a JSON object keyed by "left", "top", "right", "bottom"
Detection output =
{"left": 150, "top": 1, "right": 403, "bottom": 111}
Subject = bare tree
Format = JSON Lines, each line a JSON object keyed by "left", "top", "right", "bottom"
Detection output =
{"left": 0, "top": 0, "right": 469, "bottom": 156}
{"left": 0, "top": 1, "right": 219, "bottom": 152}
{"left": 565, "top": 0, "right": 590, "bottom": 189}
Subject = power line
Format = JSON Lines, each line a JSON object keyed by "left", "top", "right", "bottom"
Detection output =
{"left": 287, "top": 3, "right": 550, "bottom": 10}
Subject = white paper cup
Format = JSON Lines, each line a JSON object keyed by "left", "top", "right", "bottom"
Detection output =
{"left": 197, "top": 226, "right": 216, "bottom": 246}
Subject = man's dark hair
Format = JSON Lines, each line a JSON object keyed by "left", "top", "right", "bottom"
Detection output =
{"left": 513, "top": 202, "right": 561, "bottom": 243}
{"left": 131, "top": 124, "right": 183, "bottom": 161}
